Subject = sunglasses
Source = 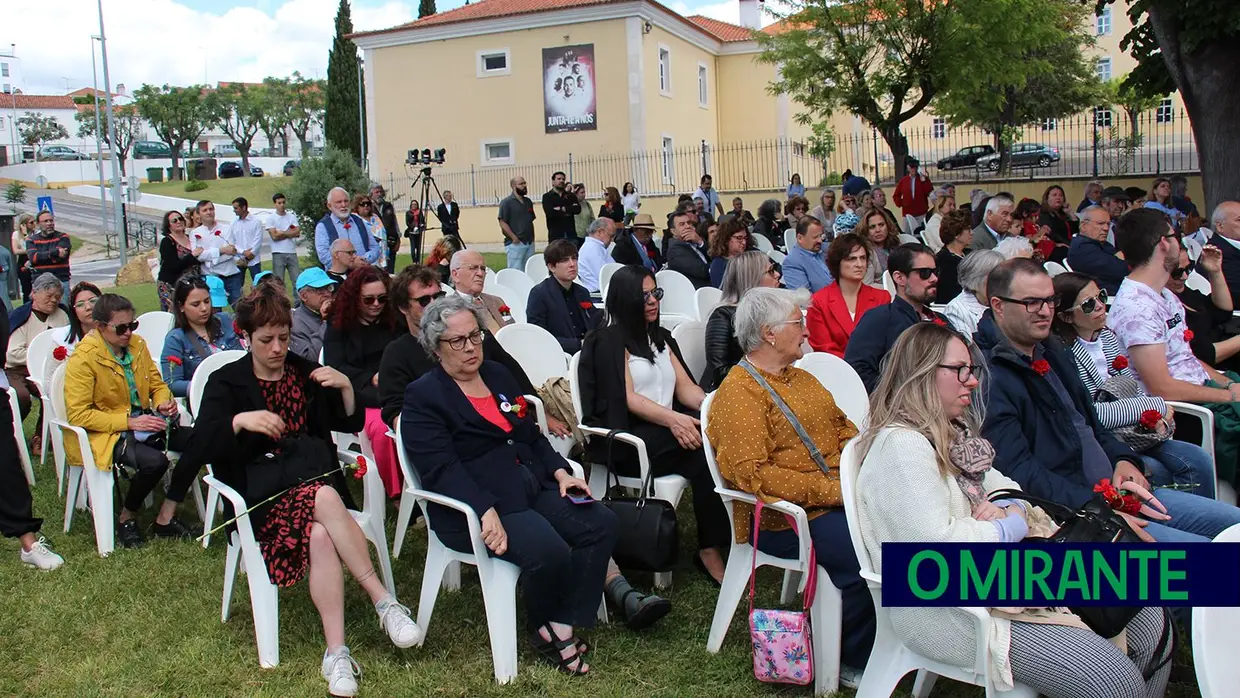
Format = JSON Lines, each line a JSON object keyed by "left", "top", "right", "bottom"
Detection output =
{"left": 1170, "top": 263, "right": 1195, "bottom": 280}
{"left": 907, "top": 267, "right": 938, "bottom": 281}
{"left": 643, "top": 287, "right": 665, "bottom": 303}
{"left": 414, "top": 290, "right": 448, "bottom": 308}
{"left": 109, "top": 321, "right": 140, "bottom": 335}
{"left": 169, "top": 216, "right": 184, "bottom": 224}
{"left": 1070, "top": 289, "right": 1109, "bottom": 314}
{"left": 362, "top": 294, "right": 388, "bottom": 306}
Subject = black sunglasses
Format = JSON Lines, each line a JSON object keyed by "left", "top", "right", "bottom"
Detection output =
{"left": 109, "top": 321, "right": 140, "bottom": 335}
{"left": 1170, "top": 262, "right": 1195, "bottom": 280}
{"left": 906, "top": 267, "right": 938, "bottom": 281}
{"left": 361, "top": 294, "right": 388, "bottom": 306}
{"left": 643, "top": 287, "right": 665, "bottom": 303}
{"left": 1069, "top": 289, "right": 1109, "bottom": 314}
{"left": 414, "top": 290, "right": 448, "bottom": 308}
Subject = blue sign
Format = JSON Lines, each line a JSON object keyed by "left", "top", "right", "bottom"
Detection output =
{"left": 36, "top": 196, "right": 53, "bottom": 215}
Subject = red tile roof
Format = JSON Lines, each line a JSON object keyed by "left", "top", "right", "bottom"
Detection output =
{"left": 685, "top": 15, "right": 755, "bottom": 42}
{"left": 6, "top": 94, "right": 77, "bottom": 110}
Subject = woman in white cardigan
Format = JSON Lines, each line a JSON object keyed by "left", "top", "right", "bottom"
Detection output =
{"left": 854, "top": 322, "right": 1172, "bottom": 697}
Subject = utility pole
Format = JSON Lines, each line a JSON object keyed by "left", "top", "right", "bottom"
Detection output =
{"left": 89, "top": 37, "right": 109, "bottom": 238}
{"left": 97, "top": 0, "right": 127, "bottom": 265}
{"left": 356, "top": 56, "right": 365, "bottom": 168}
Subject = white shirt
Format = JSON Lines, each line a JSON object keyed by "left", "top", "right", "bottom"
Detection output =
{"left": 577, "top": 236, "right": 614, "bottom": 293}
{"left": 621, "top": 192, "right": 640, "bottom": 212}
{"left": 693, "top": 187, "right": 721, "bottom": 214}
{"left": 943, "top": 291, "right": 988, "bottom": 337}
{"left": 192, "top": 223, "right": 242, "bottom": 277}
{"left": 229, "top": 214, "right": 267, "bottom": 268}
{"left": 266, "top": 210, "right": 300, "bottom": 255}
{"left": 628, "top": 345, "right": 675, "bottom": 408}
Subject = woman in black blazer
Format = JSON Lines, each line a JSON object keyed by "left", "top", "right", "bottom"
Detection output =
{"left": 182, "top": 285, "right": 421, "bottom": 697}
{"left": 402, "top": 294, "right": 618, "bottom": 676}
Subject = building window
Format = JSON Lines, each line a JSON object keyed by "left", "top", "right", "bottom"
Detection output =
{"left": 1096, "top": 57, "right": 1112, "bottom": 82}
{"left": 1042, "top": 118, "right": 1057, "bottom": 131}
{"left": 481, "top": 139, "right": 514, "bottom": 165}
{"left": 1156, "top": 97, "right": 1174, "bottom": 123}
{"left": 0, "top": 63, "right": 8, "bottom": 77}
{"left": 661, "top": 136, "right": 674, "bottom": 183}
{"left": 1, "top": 84, "right": 9, "bottom": 94}
{"left": 476, "top": 49, "right": 511, "bottom": 78}
{"left": 1094, "top": 107, "right": 1113, "bottom": 128}
{"left": 932, "top": 118, "right": 946, "bottom": 139}
{"left": 658, "top": 46, "right": 671, "bottom": 96}
{"left": 697, "top": 63, "right": 708, "bottom": 108}
{"left": 792, "top": 141, "right": 806, "bottom": 157}
{"left": 1096, "top": 7, "right": 1112, "bottom": 36}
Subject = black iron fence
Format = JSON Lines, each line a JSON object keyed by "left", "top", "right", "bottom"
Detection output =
{"left": 378, "top": 108, "right": 1198, "bottom": 208}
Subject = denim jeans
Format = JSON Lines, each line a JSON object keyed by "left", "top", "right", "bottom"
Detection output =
{"left": 1141, "top": 439, "right": 1216, "bottom": 499}
{"left": 247, "top": 264, "right": 263, "bottom": 282}
{"left": 217, "top": 272, "right": 244, "bottom": 309}
{"left": 271, "top": 252, "right": 300, "bottom": 288}
{"left": 505, "top": 242, "right": 533, "bottom": 270}
{"left": 1138, "top": 487, "right": 1240, "bottom": 543}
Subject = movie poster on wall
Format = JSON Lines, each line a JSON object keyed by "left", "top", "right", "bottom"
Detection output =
{"left": 543, "top": 44, "right": 597, "bottom": 134}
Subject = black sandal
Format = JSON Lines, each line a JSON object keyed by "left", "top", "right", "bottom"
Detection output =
{"left": 531, "top": 624, "right": 590, "bottom": 676}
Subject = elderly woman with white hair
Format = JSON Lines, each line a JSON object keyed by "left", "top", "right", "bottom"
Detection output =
{"left": 996, "top": 235, "right": 1034, "bottom": 260}
{"left": 943, "top": 249, "right": 1005, "bottom": 337}
{"left": 402, "top": 294, "right": 620, "bottom": 676}
{"left": 705, "top": 287, "right": 876, "bottom": 683}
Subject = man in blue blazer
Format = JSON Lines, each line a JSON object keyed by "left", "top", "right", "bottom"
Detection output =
{"left": 526, "top": 239, "right": 604, "bottom": 352}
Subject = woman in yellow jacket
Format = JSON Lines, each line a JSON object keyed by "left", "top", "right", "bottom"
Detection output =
{"left": 64, "top": 294, "right": 193, "bottom": 549}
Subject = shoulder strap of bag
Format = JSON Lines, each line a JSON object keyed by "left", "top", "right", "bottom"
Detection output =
{"left": 603, "top": 428, "right": 655, "bottom": 500}
{"left": 739, "top": 359, "right": 829, "bottom": 476}
{"left": 748, "top": 499, "right": 817, "bottom": 615}
{"left": 986, "top": 487, "right": 1077, "bottom": 521}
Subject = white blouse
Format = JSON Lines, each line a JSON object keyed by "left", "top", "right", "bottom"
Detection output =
{"left": 628, "top": 344, "right": 676, "bottom": 408}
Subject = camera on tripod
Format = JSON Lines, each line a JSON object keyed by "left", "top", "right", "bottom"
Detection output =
{"left": 406, "top": 148, "right": 446, "bottom": 167}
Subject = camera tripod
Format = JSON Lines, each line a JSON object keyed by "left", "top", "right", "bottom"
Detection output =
{"left": 408, "top": 166, "right": 458, "bottom": 262}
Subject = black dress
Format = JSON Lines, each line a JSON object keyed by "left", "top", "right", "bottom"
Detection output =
{"left": 935, "top": 247, "right": 965, "bottom": 303}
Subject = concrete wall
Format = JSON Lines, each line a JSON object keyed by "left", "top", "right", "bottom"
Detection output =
{"left": 0, "top": 156, "right": 296, "bottom": 186}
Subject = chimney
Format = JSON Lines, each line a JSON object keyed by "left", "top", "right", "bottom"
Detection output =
{"left": 116, "top": 83, "right": 126, "bottom": 96}
{"left": 738, "top": 0, "right": 762, "bottom": 29}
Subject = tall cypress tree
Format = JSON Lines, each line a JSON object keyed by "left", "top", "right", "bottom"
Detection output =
{"left": 325, "top": 0, "right": 363, "bottom": 161}
{"left": 418, "top": 0, "right": 436, "bottom": 18}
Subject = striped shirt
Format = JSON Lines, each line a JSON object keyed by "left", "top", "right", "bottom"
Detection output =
{"left": 1065, "top": 328, "right": 1167, "bottom": 431}
{"left": 27, "top": 231, "right": 71, "bottom": 281}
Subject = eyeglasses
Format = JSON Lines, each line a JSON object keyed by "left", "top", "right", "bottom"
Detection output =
{"left": 74, "top": 297, "right": 98, "bottom": 310}
{"left": 461, "top": 264, "right": 487, "bottom": 274}
{"left": 998, "top": 295, "right": 1056, "bottom": 313}
{"left": 774, "top": 317, "right": 805, "bottom": 330}
{"left": 938, "top": 363, "right": 981, "bottom": 384}
{"left": 440, "top": 329, "right": 485, "bottom": 350}
{"left": 907, "top": 267, "right": 938, "bottom": 281}
{"left": 338, "top": 249, "right": 357, "bottom": 257}
{"left": 108, "top": 321, "right": 140, "bottom": 335}
{"left": 169, "top": 216, "right": 184, "bottom": 224}
{"left": 1069, "top": 289, "right": 1109, "bottom": 314}
{"left": 765, "top": 264, "right": 780, "bottom": 277}
{"left": 361, "top": 294, "right": 388, "bottom": 306}
{"left": 643, "top": 287, "right": 665, "bottom": 303}
{"left": 359, "top": 202, "right": 372, "bottom": 208}
{"left": 414, "top": 290, "right": 447, "bottom": 308}
{"left": 1170, "top": 263, "right": 1195, "bottom": 280}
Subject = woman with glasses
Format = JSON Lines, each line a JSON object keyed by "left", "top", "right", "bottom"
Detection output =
{"left": 324, "top": 266, "right": 405, "bottom": 498}
{"left": 856, "top": 322, "right": 1173, "bottom": 698}
{"left": 1166, "top": 244, "right": 1240, "bottom": 373}
{"left": 52, "top": 282, "right": 101, "bottom": 352}
{"left": 13, "top": 213, "right": 36, "bottom": 303}
{"left": 1053, "top": 271, "right": 1216, "bottom": 497}
{"left": 806, "top": 234, "right": 890, "bottom": 358}
{"left": 702, "top": 251, "right": 782, "bottom": 391}
{"left": 352, "top": 195, "right": 386, "bottom": 269}
{"left": 706, "top": 216, "right": 751, "bottom": 289}
{"left": 161, "top": 277, "right": 243, "bottom": 398}
{"left": 579, "top": 265, "right": 731, "bottom": 584}
{"left": 158, "top": 209, "right": 203, "bottom": 312}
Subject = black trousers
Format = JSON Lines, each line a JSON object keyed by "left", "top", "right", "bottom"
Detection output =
{"left": 158, "top": 426, "right": 197, "bottom": 504}
{"left": 112, "top": 427, "right": 191, "bottom": 514}
{"left": 0, "top": 394, "right": 41, "bottom": 538}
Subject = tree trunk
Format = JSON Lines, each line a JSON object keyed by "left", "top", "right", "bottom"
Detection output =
{"left": 281, "top": 133, "right": 290, "bottom": 157}
{"left": 878, "top": 124, "right": 908, "bottom": 186}
{"left": 240, "top": 147, "right": 252, "bottom": 177}
{"left": 298, "top": 134, "right": 311, "bottom": 158}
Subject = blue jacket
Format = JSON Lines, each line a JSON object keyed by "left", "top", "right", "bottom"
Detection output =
{"left": 1066, "top": 235, "right": 1129, "bottom": 295}
{"left": 525, "top": 276, "right": 603, "bottom": 353}
{"left": 974, "top": 312, "right": 1138, "bottom": 508}
{"left": 161, "top": 314, "right": 244, "bottom": 397}
{"left": 780, "top": 244, "right": 833, "bottom": 293}
{"left": 314, "top": 212, "right": 377, "bottom": 267}
{"left": 7, "top": 301, "right": 69, "bottom": 334}
{"left": 843, "top": 296, "right": 948, "bottom": 393}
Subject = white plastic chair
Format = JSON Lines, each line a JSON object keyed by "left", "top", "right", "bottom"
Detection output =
{"left": 135, "top": 311, "right": 175, "bottom": 366}
{"left": 487, "top": 283, "right": 527, "bottom": 324}
{"left": 795, "top": 352, "right": 870, "bottom": 429}
{"left": 881, "top": 270, "right": 896, "bottom": 296}
{"left": 525, "top": 253, "right": 548, "bottom": 282}
{"left": 494, "top": 323, "right": 570, "bottom": 389}
{"left": 1043, "top": 261, "right": 1068, "bottom": 277}
{"left": 654, "top": 268, "right": 697, "bottom": 328}
{"left": 752, "top": 234, "right": 773, "bottom": 253}
{"left": 695, "top": 286, "right": 723, "bottom": 323}
{"left": 768, "top": 249, "right": 787, "bottom": 264}
{"left": 671, "top": 321, "right": 706, "bottom": 381}
{"left": 496, "top": 268, "right": 536, "bottom": 302}
{"left": 784, "top": 229, "right": 796, "bottom": 252}
{"left": 7, "top": 387, "right": 34, "bottom": 486}
{"left": 700, "top": 392, "right": 842, "bottom": 695}
{"left": 483, "top": 267, "right": 499, "bottom": 293}
{"left": 25, "top": 328, "right": 60, "bottom": 467}
{"left": 898, "top": 233, "right": 920, "bottom": 245}
{"left": 191, "top": 350, "right": 248, "bottom": 547}
{"left": 1193, "top": 522, "right": 1240, "bottom": 697}
{"left": 840, "top": 437, "right": 1037, "bottom": 698}
{"left": 1184, "top": 271, "right": 1211, "bottom": 295}
{"left": 49, "top": 363, "right": 116, "bottom": 557}
{"left": 568, "top": 352, "right": 687, "bottom": 588}
{"left": 1164, "top": 400, "right": 1227, "bottom": 502}
{"left": 598, "top": 262, "right": 624, "bottom": 301}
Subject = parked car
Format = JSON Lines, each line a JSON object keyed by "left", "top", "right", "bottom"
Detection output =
{"left": 974, "top": 143, "right": 1061, "bottom": 171}
{"left": 282, "top": 159, "right": 300, "bottom": 176}
{"left": 37, "top": 145, "right": 90, "bottom": 161}
{"left": 218, "top": 161, "right": 264, "bottom": 178}
{"left": 133, "top": 141, "right": 172, "bottom": 158}
{"left": 935, "top": 145, "right": 995, "bottom": 171}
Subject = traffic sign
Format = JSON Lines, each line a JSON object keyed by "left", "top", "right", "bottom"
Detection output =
{"left": 36, "top": 196, "right": 54, "bottom": 215}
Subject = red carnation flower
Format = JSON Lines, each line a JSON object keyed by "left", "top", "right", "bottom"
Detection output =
{"left": 353, "top": 455, "right": 368, "bottom": 480}
{"left": 1139, "top": 409, "right": 1163, "bottom": 431}
{"left": 499, "top": 304, "right": 511, "bottom": 314}
{"left": 1111, "top": 355, "right": 1129, "bottom": 372}
{"left": 580, "top": 301, "right": 593, "bottom": 310}
{"left": 233, "top": 320, "right": 242, "bottom": 336}
{"left": 1183, "top": 329, "right": 1194, "bottom": 342}
{"left": 933, "top": 316, "right": 947, "bottom": 326}
{"left": 52, "top": 345, "right": 68, "bottom": 362}
{"left": 513, "top": 395, "right": 528, "bottom": 419}
{"left": 343, "top": 221, "right": 351, "bottom": 230}
{"left": 213, "top": 231, "right": 222, "bottom": 237}
{"left": 1031, "top": 359, "right": 1051, "bottom": 377}
{"left": 167, "top": 355, "right": 183, "bottom": 366}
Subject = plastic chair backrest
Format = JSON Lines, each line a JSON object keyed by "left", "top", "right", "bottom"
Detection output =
{"left": 135, "top": 311, "right": 175, "bottom": 360}
{"left": 189, "top": 350, "right": 248, "bottom": 416}
{"left": 671, "top": 321, "right": 707, "bottom": 381}
{"left": 784, "top": 229, "right": 796, "bottom": 253}
{"left": 695, "top": 286, "right": 722, "bottom": 322}
{"left": 494, "top": 323, "right": 568, "bottom": 388}
{"left": 568, "top": 352, "right": 587, "bottom": 426}
{"left": 654, "top": 269, "right": 698, "bottom": 318}
{"left": 767, "top": 249, "right": 786, "bottom": 264}
{"left": 1185, "top": 271, "right": 1211, "bottom": 295}
{"left": 483, "top": 267, "right": 499, "bottom": 292}
{"left": 50, "top": 363, "right": 69, "bottom": 423}
{"left": 26, "top": 328, "right": 60, "bottom": 388}
{"left": 1043, "top": 261, "right": 1067, "bottom": 277}
{"left": 496, "top": 268, "right": 535, "bottom": 301}
{"left": 525, "top": 254, "right": 549, "bottom": 281}
{"left": 752, "top": 234, "right": 773, "bottom": 253}
{"left": 488, "top": 283, "right": 527, "bottom": 324}
{"left": 838, "top": 438, "right": 871, "bottom": 575}
{"left": 1194, "top": 523, "right": 1240, "bottom": 698}
{"left": 599, "top": 263, "right": 624, "bottom": 300}
{"left": 898, "top": 233, "right": 920, "bottom": 245}
{"left": 881, "top": 270, "right": 896, "bottom": 296}
{"left": 795, "top": 351, "right": 869, "bottom": 428}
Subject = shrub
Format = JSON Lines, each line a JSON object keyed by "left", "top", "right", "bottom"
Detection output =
{"left": 4, "top": 181, "right": 27, "bottom": 213}
{"left": 184, "top": 179, "right": 208, "bottom": 193}
{"left": 286, "top": 146, "right": 371, "bottom": 245}
{"left": 820, "top": 172, "right": 842, "bottom": 186}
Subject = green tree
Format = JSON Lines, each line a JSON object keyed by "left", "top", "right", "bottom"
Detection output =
{"left": 418, "top": 0, "right": 436, "bottom": 18}
{"left": 207, "top": 83, "right": 266, "bottom": 175}
{"left": 325, "top": 0, "right": 364, "bottom": 161}
{"left": 286, "top": 71, "right": 326, "bottom": 157}
{"left": 1100, "top": 77, "right": 1161, "bottom": 143}
{"left": 286, "top": 146, "right": 371, "bottom": 248}
{"left": 1106, "top": 0, "right": 1240, "bottom": 210}
{"left": 17, "top": 113, "right": 70, "bottom": 159}
{"left": 4, "top": 181, "right": 26, "bottom": 214}
{"left": 934, "top": 0, "right": 1099, "bottom": 173}
{"left": 256, "top": 77, "right": 293, "bottom": 157}
{"left": 76, "top": 103, "right": 144, "bottom": 173}
{"left": 133, "top": 84, "right": 209, "bottom": 180}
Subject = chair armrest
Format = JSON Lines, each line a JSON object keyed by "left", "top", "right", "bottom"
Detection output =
{"left": 48, "top": 418, "right": 97, "bottom": 469}
{"left": 524, "top": 393, "right": 550, "bottom": 436}
{"left": 762, "top": 499, "right": 813, "bottom": 593}
{"left": 405, "top": 485, "right": 491, "bottom": 561}
{"left": 202, "top": 473, "right": 249, "bottom": 512}
{"left": 1167, "top": 401, "right": 1217, "bottom": 462}
{"left": 562, "top": 458, "right": 586, "bottom": 481}
{"left": 958, "top": 605, "right": 995, "bottom": 676}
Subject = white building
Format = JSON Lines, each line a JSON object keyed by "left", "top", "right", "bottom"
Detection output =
{"left": 1, "top": 45, "right": 24, "bottom": 96}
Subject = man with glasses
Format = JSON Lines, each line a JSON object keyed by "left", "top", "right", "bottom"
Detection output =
{"left": 290, "top": 268, "right": 337, "bottom": 361}
{"left": 1066, "top": 205, "right": 1127, "bottom": 295}
{"left": 977, "top": 256, "right": 1240, "bottom": 546}
{"left": 450, "top": 249, "right": 511, "bottom": 332}
{"left": 781, "top": 217, "right": 833, "bottom": 293}
{"left": 315, "top": 186, "right": 380, "bottom": 269}
{"left": 326, "top": 238, "right": 356, "bottom": 285}
{"left": 844, "top": 243, "right": 946, "bottom": 392}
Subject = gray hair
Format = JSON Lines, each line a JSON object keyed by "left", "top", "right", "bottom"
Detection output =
{"left": 418, "top": 294, "right": 484, "bottom": 359}
{"left": 734, "top": 287, "right": 806, "bottom": 354}
{"left": 326, "top": 186, "right": 349, "bottom": 202}
{"left": 956, "top": 249, "right": 1004, "bottom": 294}
{"left": 1085, "top": 179, "right": 1104, "bottom": 195}
{"left": 720, "top": 250, "right": 772, "bottom": 305}
{"left": 586, "top": 217, "right": 613, "bottom": 237}
{"left": 1211, "top": 202, "right": 1236, "bottom": 231}
{"left": 969, "top": 188, "right": 990, "bottom": 210}
{"left": 1081, "top": 204, "right": 1108, "bottom": 223}
{"left": 329, "top": 238, "right": 354, "bottom": 254}
{"left": 32, "top": 273, "right": 63, "bottom": 295}
{"left": 450, "top": 248, "right": 483, "bottom": 272}
{"left": 985, "top": 194, "right": 1014, "bottom": 215}
{"left": 996, "top": 236, "right": 1033, "bottom": 259}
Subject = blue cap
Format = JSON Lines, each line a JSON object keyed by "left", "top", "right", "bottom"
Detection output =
{"left": 252, "top": 270, "right": 273, "bottom": 284}
{"left": 296, "top": 267, "right": 337, "bottom": 291}
{"left": 204, "top": 275, "right": 228, "bottom": 308}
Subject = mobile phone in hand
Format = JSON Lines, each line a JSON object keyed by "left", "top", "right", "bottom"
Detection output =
{"left": 566, "top": 488, "right": 594, "bottom": 505}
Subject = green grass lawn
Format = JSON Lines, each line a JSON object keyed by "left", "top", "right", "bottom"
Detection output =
{"left": 140, "top": 177, "right": 289, "bottom": 207}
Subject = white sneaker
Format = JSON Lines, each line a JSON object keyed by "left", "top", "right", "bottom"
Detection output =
{"left": 20, "top": 537, "right": 64, "bottom": 570}
{"left": 378, "top": 600, "right": 423, "bottom": 648}
{"left": 321, "top": 646, "right": 360, "bottom": 697}
{"left": 840, "top": 664, "right": 864, "bottom": 689}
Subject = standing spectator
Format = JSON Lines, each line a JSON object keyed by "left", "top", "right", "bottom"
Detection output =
{"left": 577, "top": 218, "right": 616, "bottom": 294}
{"left": 934, "top": 209, "right": 974, "bottom": 303}
{"left": 781, "top": 217, "right": 833, "bottom": 293}
{"left": 702, "top": 251, "right": 782, "bottom": 390}
{"left": 26, "top": 211, "right": 71, "bottom": 298}
{"left": 451, "top": 249, "right": 512, "bottom": 333}
{"left": 314, "top": 187, "right": 381, "bottom": 270}
{"left": 693, "top": 174, "right": 725, "bottom": 219}
{"left": 435, "top": 190, "right": 459, "bottom": 238}
{"left": 730, "top": 197, "right": 755, "bottom": 228}
{"left": 621, "top": 182, "right": 641, "bottom": 222}
{"left": 1039, "top": 185, "right": 1078, "bottom": 258}
{"left": 707, "top": 216, "right": 750, "bottom": 288}
{"left": 266, "top": 193, "right": 301, "bottom": 288}
{"left": 598, "top": 186, "right": 625, "bottom": 225}
{"left": 498, "top": 177, "right": 536, "bottom": 271}
{"left": 12, "top": 214, "right": 34, "bottom": 303}
{"left": 1170, "top": 174, "right": 1198, "bottom": 218}
{"left": 527, "top": 239, "right": 604, "bottom": 353}
{"left": 1067, "top": 206, "right": 1127, "bottom": 295}
{"left": 810, "top": 189, "right": 837, "bottom": 233}
{"left": 922, "top": 193, "right": 956, "bottom": 254}
{"left": 665, "top": 208, "right": 711, "bottom": 289}
{"left": 1078, "top": 179, "right": 1103, "bottom": 213}
{"left": 1145, "top": 177, "right": 1187, "bottom": 232}
{"left": 5, "top": 274, "right": 67, "bottom": 454}
{"left": 161, "top": 276, "right": 244, "bottom": 397}
{"left": 970, "top": 193, "right": 1013, "bottom": 251}
{"left": 0, "top": 242, "right": 11, "bottom": 315}
{"left": 542, "top": 171, "right": 582, "bottom": 245}
{"left": 352, "top": 195, "right": 386, "bottom": 269}
{"left": 184, "top": 206, "right": 200, "bottom": 230}
{"left": 752, "top": 199, "right": 783, "bottom": 250}
{"left": 157, "top": 210, "right": 201, "bottom": 312}
{"left": 290, "top": 268, "right": 337, "bottom": 362}
{"left": 611, "top": 213, "right": 661, "bottom": 273}
{"left": 806, "top": 233, "right": 889, "bottom": 357}
{"left": 786, "top": 173, "right": 806, "bottom": 199}
{"left": 228, "top": 197, "right": 266, "bottom": 282}
{"left": 942, "top": 250, "right": 1004, "bottom": 337}
{"left": 405, "top": 199, "right": 428, "bottom": 265}
{"left": 892, "top": 158, "right": 932, "bottom": 232}
{"left": 370, "top": 184, "right": 401, "bottom": 274}
{"left": 858, "top": 208, "right": 899, "bottom": 287}
{"left": 572, "top": 184, "right": 595, "bottom": 240}
{"left": 325, "top": 239, "right": 355, "bottom": 286}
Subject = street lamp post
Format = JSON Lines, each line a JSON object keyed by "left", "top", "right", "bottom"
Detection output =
{"left": 89, "top": 37, "right": 110, "bottom": 238}
{"left": 97, "top": 0, "right": 127, "bottom": 266}
{"left": 356, "top": 56, "right": 365, "bottom": 167}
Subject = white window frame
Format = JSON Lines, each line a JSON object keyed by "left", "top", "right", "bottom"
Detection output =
{"left": 480, "top": 138, "right": 515, "bottom": 166}
{"left": 0, "top": 63, "right": 8, "bottom": 78}
{"left": 1042, "top": 118, "right": 1057, "bottom": 131}
{"left": 658, "top": 45, "right": 672, "bottom": 97}
{"left": 1096, "top": 7, "right": 1112, "bottom": 36}
{"left": 1156, "top": 97, "right": 1174, "bottom": 123}
{"left": 661, "top": 135, "right": 675, "bottom": 184}
{"left": 476, "top": 48, "right": 511, "bottom": 78}
{"left": 932, "top": 117, "right": 946, "bottom": 139}
{"left": 1096, "top": 57, "right": 1112, "bottom": 83}
{"left": 1094, "top": 107, "right": 1113, "bottom": 128}
{"left": 697, "top": 62, "right": 709, "bottom": 108}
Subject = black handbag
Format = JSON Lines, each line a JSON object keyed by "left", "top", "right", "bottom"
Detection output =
{"left": 598, "top": 429, "right": 680, "bottom": 572}
{"left": 246, "top": 435, "right": 339, "bottom": 504}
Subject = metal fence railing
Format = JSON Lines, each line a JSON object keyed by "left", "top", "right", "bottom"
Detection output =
{"left": 375, "top": 108, "right": 1198, "bottom": 208}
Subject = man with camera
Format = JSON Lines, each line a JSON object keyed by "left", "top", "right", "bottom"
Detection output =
{"left": 542, "top": 171, "right": 582, "bottom": 246}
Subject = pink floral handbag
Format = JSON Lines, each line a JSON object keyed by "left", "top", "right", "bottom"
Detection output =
{"left": 748, "top": 499, "right": 817, "bottom": 686}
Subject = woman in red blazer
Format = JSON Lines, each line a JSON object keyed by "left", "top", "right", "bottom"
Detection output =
{"left": 807, "top": 233, "right": 891, "bottom": 357}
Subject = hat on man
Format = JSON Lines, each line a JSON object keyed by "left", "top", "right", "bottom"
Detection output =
{"left": 204, "top": 275, "right": 228, "bottom": 308}
{"left": 1101, "top": 186, "right": 1131, "bottom": 201}
{"left": 296, "top": 267, "right": 337, "bottom": 292}
{"left": 631, "top": 213, "right": 658, "bottom": 230}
